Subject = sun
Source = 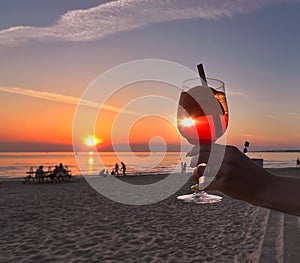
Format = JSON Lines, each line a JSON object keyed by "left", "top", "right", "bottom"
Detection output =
{"left": 84, "top": 136, "right": 101, "bottom": 147}
{"left": 180, "top": 118, "right": 195, "bottom": 127}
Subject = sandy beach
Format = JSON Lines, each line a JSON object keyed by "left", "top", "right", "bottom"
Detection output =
{"left": 1, "top": 168, "right": 299, "bottom": 262}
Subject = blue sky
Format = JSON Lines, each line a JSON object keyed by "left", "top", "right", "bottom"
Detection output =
{"left": 0, "top": 0, "right": 299, "bottom": 151}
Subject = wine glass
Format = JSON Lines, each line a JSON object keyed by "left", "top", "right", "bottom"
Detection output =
{"left": 177, "top": 77, "right": 228, "bottom": 204}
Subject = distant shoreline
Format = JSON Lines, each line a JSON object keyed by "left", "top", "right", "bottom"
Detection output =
{"left": 0, "top": 150, "right": 300, "bottom": 153}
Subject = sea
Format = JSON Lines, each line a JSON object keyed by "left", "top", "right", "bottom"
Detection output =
{"left": 0, "top": 151, "right": 299, "bottom": 180}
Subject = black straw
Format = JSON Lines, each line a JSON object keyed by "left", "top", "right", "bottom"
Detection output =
{"left": 197, "top": 64, "right": 208, "bottom": 86}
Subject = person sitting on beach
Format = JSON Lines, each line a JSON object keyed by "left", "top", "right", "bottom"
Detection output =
{"left": 58, "top": 163, "right": 66, "bottom": 173}
{"left": 189, "top": 143, "right": 300, "bottom": 217}
{"left": 56, "top": 163, "right": 67, "bottom": 182}
{"left": 115, "top": 163, "right": 119, "bottom": 176}
{"left": 50, "top": 165, "right": 59, "bottom": 181}
{"left": 35, "top": 165, "right": 45, "bottom": 183}
{"left": 53, "top": 165, "right": 58, "bottom": 176}
{"left": 121, "top": 162, "right": 126, "bottom": 176}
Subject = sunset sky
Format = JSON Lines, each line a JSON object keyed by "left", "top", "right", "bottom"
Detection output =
{"left": 0, "top": 0, "right": 300, "bottom": 151}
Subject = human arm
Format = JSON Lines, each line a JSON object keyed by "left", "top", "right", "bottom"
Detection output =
{"left": 188, "top": 143, "right": 300, "bottom": 217}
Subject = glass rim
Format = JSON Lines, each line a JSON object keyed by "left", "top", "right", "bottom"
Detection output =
{"left": 182, "top": 77, "right": 225, "bottom": 91}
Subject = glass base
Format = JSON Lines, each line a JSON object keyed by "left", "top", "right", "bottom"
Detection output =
{"left": 177, "top": 191, "right": 222, "bottom": 204}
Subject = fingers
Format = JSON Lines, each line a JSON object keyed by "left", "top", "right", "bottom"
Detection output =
{"left": 188, "top": 143, "right": 212, "bottom": 168}
{"left": 191, "top": 167, "right": 223, "bottom": 191}
{"left": 189, "top": 144, "right": 243, "bottom": 195}
{"left": 186, "top": 143, "right": 212, "bottom": 157}
{"left": 186, "top": 145, "right": 200, "bottom": 157}
{"left": 189, "top": 149, "right": 227, "bottom": 168}
{"left": 190, "top": 154, "right": 199, "bottom": 168}
{"left": 191, "top": 165, "right": 206, "bottom": 181}
{"left": 187, "top": 143, "right": 227, "bottom": 157}
{"left": 190, "top": 152, "right": 210, "bottom": 167}
{"left": 189, "top": 143, "right": 234, "bottom": 182}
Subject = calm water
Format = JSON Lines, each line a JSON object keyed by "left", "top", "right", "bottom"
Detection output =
{"left": 0, "top": 151, "right": 299, "bottom": 179}
{"left": 0, "top": 152, "right": 187, "bottom": 179}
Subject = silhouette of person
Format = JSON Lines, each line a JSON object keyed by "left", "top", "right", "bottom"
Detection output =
{"left": 35, "top": 165, "right": 45, "bottom": 183}
{"left": 53, "top": 165, "right": 58, "bottom": 176}
{"left": 183, "top": 162, "right": 187, "bottom": 174}
{"left": 121, "top": 162, "right": 126, "bottom": 176}
{"left": 297, "top": 157, "right": 300, "bottom": 167}
{"left": 115, "top": 163, "right": 119, "bottom": 176}
{"left": 50, "top": 165, "right": 58, "bottom": 181}
{"left": 58, "top": 163, "right": 66, "bottom": 174}
{"left": 56, "top": 163, "right": 67, "bottom": 182}
{"left": 181, "top": 161, "right": 187, "bottom": 174}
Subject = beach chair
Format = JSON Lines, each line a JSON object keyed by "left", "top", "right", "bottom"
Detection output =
{"left": 23, "top": 167, "right": 35, "bottom": 184}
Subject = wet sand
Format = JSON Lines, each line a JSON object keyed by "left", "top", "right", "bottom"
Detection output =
{"left": 1, "top": 168, "right": 299, "bottom": 262}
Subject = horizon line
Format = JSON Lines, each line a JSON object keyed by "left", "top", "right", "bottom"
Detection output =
{"left": 1, "top": 149, "right": 300, "bottom": 153}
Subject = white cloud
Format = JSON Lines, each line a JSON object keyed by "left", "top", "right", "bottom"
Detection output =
{"left": 0, "top": 86, "right": 139, "bottom": 116}
{"left": 0, "top": 86, "right": 81, "bottom": 105}
{"left": 0, "top": 0, "right": 291, "bottom": 47}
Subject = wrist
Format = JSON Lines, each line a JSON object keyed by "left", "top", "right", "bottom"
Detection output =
{"left": 246, "top": 170, "right": 300, "bottom": 217}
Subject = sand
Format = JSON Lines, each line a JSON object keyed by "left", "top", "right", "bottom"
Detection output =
{"left": 1, "top": 168, "right": 299, "bottom": 262}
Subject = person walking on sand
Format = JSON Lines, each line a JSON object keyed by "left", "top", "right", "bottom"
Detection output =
{"left": 115, "top": 163, "right": 119, "bottom": 176}
{"left": 121, "top": 162, "right": 126, "bottom": 176}
{"left": 183, "top": 161, "right": 187, "bottom": 174}
{"left": 181, "top": 161, "right": 187, "bottom": 174}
